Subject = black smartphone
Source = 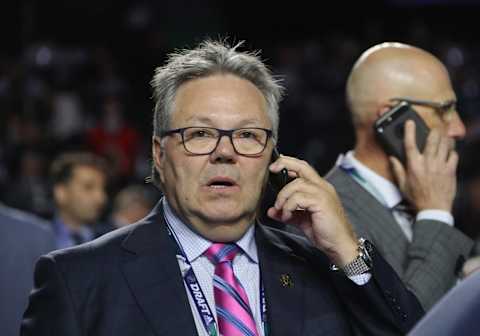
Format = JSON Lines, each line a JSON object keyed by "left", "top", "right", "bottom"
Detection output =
{"left": 374, "top": 101, "right": 430, "bottom": 163}
{"left": 268, "top": 148, "right": 292, "bottom": 194}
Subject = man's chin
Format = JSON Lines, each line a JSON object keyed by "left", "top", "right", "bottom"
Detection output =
{"left": 199, "top": 208, "right": 250, "bottom": 226}
{"left": 195, "top": 220, "right": 253, "bottom": 242}
{"left": 190, "top": 207, "right": 256, "bottom": 241}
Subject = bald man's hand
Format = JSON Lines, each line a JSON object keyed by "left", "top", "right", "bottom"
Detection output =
{"left": 390, "top": 120, "right": 458, "bottom": 212}
{"left": 268, "top": 155, "right": 358, "bottom": 267}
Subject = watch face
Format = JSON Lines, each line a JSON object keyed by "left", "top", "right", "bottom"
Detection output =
{"left": 364, "top": 239, "right": 374, "bottom": 254}
{"left": 360, "top": 239, "right": 374, "bottom": 268}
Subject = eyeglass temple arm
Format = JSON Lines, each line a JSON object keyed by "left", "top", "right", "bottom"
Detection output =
{"left": 390, "top": 97, "right": 454, "bottom": 109}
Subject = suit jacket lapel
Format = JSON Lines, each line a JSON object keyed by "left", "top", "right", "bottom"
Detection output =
{"left": 121, "top": 204, "right": 198, "bottom": 336}
{"left": 256, "top": 225, "right": 306, "bottom": 336}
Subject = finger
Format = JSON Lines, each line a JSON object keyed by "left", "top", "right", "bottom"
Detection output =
{"left": 446, "top": 150, "right": 459, "bottom": 174}
{"left": 267, "top": 207, "right": 283, "bottom": 222}
{"left": 268, "top": 207, "right": 312, "bottom": 240}
{"left": 274, "top": 178, "right": 321, "bottom": 210}
{"left": 404, "top": 120, "right": 421, "bottom": 162}
{"left": 281, "top": 192, "right": 310, "bottom": 214}
{"left": 268, "top": 206, "right": 311, "bottom": 233}
{"left": 268, "top": 207, "right": 295, "bottom": 224}
{"left": 269, "top": 155, "right": 299, "bottom": 178}
{"left": 423, "top": 128, "right": 441, "bottom": 159}
{"left": 436, "top": 135, "right": 450, "bottom": 163}
{"left": 269, "top": 155, "right": 325, "bottom": 186}
{"left": 389, "top": 156, "right": 406, "bottom": 190}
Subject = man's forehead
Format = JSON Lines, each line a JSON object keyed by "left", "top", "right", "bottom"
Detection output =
{"left": 71, "top": 165, "right": 106, "bottom": 180}
{"left": 177, "top": 115, "right": 268, "bottom": 127}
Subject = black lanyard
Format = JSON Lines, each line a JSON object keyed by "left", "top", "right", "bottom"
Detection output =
{"left": 163, "top": 211, "right": 268, "bottom": 336}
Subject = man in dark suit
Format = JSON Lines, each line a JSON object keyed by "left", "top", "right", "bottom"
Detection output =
{"left": 21, "top": 39, "right": 423, "bottom": 336}
{"left": 0, "top": 203, "right": 55, "bottom": 336}
{"left": 326, "top": 42, "right": 474, "bottom": 310}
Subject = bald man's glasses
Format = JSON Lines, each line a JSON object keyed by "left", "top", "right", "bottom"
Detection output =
{"left": 390, "top": 97, "right": 457, "bottom": 117}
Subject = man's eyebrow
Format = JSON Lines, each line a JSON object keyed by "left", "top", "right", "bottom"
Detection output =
{"left": 182, "top": 116, "right": 267, "bottom": 127}
{"left": 183, "top": 116, "right": 214, "bottom": 125}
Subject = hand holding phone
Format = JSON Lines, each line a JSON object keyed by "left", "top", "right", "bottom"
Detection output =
{"left": 374, "top": 101, "right": 430, "bottom": 163}
{"left": 378, "top": 101, "right": 458, "bottom": 212}
{"left": 266, "top": 153, "right": 359, "bottom": 266}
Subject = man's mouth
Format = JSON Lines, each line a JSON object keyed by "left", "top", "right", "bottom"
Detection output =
{"left": 206, "top": 177, "right": 238, "bottom": 188}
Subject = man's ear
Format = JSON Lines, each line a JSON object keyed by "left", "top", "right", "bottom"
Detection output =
{"left": 53, "top": 184, "right": 67, "bottom": 206}
{"left": 377, "top": 102, "right": 393, "bottom": 119}
{"left": 152, "top": 136, "right": 165, "bottom": 183}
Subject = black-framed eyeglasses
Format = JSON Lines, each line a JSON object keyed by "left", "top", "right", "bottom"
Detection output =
{"left": 390, "top": 97, "right": 457, "bottom": 117}
{"left": 160, "top": 127, "right": 273, "bottom": 156}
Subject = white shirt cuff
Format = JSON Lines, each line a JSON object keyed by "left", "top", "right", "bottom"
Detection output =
{"left": 416, "top": 210, "right": 454, "bottom": 226}
{"left": 348, "top": 272, "right": 372, "bottom": 285}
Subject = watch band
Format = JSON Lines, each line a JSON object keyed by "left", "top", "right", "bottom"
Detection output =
{"left": 342, "top": 254, "right": 370, "bottom": 277}
{"left": 331, "top": 238, "right": 373, "bottom": 276}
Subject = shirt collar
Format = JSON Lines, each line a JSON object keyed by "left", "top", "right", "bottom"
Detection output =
{"left": 53, "top": 216, "right": 94, "bottom": 237}
{"left": 339, "top": 151, "right": 402, "bottom": 208}
{"left": 52, "top": 216, "right": 94, "bottom": 248}
{"left": 162, "top": 197, "right": 258, "bottom": 263}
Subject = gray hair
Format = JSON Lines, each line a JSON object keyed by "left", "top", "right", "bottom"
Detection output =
{"left": 149, "top": 39, "right": 284, "bottom": 187}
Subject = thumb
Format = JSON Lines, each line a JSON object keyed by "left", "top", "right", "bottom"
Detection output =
{"left": 389, "top": 156, "right": 406, "bottom": 191}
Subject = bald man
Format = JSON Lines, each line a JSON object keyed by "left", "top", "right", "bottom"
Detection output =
{"left": 326, "top": 42, "right": 474, "bottom": 310}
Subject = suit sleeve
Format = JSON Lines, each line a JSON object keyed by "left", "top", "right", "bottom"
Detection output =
{"left": 21, "top": 255, "right": 82, "bottom": 336}
{"left": 328, "top": 249, "right": 425, "bottom": 336}
{"left": 403, "top": 219, "right": 474, "bottom": 310}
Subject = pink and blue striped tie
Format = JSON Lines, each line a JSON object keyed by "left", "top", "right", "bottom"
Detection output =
{"left": 205, "top": 243, "right": 259, "bottom": 336}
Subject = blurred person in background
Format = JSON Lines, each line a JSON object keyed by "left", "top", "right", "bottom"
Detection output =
{"left": 50, "top": 152, "right": 109, "bottom": 248}
{"left": 455, "top": 139, "right": 480, "bottom": 278}
{"left": 86, "top": 95, "right": 141, "bottom": 183}
{"left": 326, "top": 42, "right": 474, "bottom": 310}
{"left": 3, "top": 149, "right": 51, "bottom": 217}
{"left": 110, "top": 184, "right": 157, "bottom": 228}
{"left": 455, "top": 138, "right": 480, "bottom": 250}
{"left": 0, "top": 202, "right": 55, "bottom": 336}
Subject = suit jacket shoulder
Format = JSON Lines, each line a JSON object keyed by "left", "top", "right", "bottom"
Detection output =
{"left": 0, "top": 204, "right": 56, "bottom": 336}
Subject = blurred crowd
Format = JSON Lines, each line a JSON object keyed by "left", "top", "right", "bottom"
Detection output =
{"left": 0, "top": 8, "right": 480, "bottom": 243}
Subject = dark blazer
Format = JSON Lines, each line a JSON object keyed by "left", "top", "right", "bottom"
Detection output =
{"left": 0, "top": 204, "right": 56, "bottom": 336}
{"left": 409, "top": 269, "right": 480, "bottom": 335}
{"left": 21, "top": 202, "right": 423, "bottom": 336}
{"left": 326, "top": 166, "right": 474, "bottom": 310}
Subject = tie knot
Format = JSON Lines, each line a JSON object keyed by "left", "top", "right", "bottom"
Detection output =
{"left": 204, "top": 243, "right": 240, "bottom": 265}
{"left": 392, "top": 199, "right": 416, "bottom": 217}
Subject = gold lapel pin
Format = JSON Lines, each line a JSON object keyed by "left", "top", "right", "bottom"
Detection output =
{"left": 280, "top": 274, "right": 294, "bottom": 288}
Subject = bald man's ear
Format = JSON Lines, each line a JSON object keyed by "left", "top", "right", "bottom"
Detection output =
{"left": 376, "top": 103, "right": 394, "bottom": 119}
{"left": 152, "top": 136, "right": 165, "bottom": 184}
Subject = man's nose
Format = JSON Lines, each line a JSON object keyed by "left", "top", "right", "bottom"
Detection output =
{"left": 210, "top": 135, "right": 237, "bottom": 163}
{"left": 448, "top": 112, "right": 466, "bottom": 140}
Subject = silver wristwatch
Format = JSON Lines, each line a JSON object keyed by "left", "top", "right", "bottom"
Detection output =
{"left": 337, "top": 238, "right": 374, "bottom": 277}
